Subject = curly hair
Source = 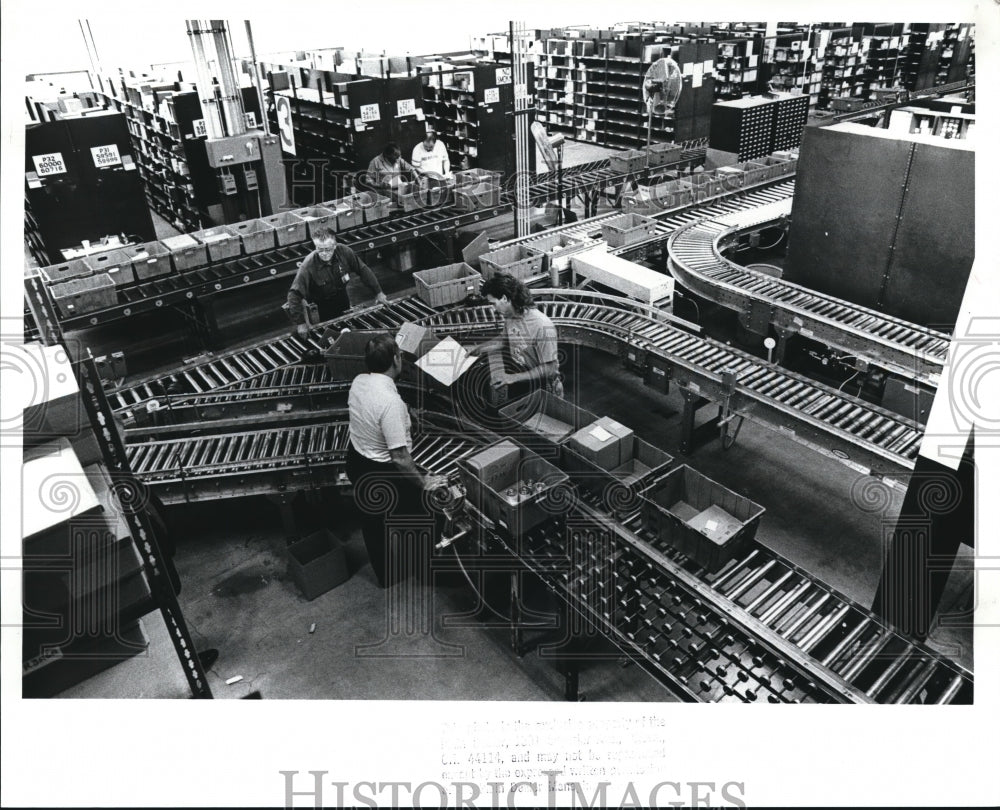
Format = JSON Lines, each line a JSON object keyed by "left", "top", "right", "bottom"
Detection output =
{"left": 480, "top": 273, "right": 534, "bottom": 315}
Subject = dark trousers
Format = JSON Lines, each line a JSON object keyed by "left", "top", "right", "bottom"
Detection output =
{"left": 316, "top": 289, "right": 351, "bottom": 323}
{"left": 345, "top": 444, "right": 435, "bottom": 588}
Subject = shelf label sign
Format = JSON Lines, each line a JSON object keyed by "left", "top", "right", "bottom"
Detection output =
{"left": 496, "top": 67, "right": 512, "bottom": 85}
{"left": 514, "top": 83, "right": 529, "bottom": 100}
{"left": 244, "top": 111, "right": 258, "bottom": 128}
{"left": 396, "top": 98, "right": 416, "bottom": 117}
{"left": 484, "top": 87, "right": 500, "bottom": 104}
{"left": 32, "top": 152, "right": 67, "bottom": 177}
{"left": 90, "top": 143, "right": 122, "bottom": 168}
{"left": 192, "top": 118, "right": 208, "bottom": 138}
{"left": 275, "top": 95, "right": 296, "bottom": 155}
{"left": 359, "top": 103, "right": 381, "bottom": 123}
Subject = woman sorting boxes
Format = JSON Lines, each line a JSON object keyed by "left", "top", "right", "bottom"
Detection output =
{"left": 469, "top": 273, "right": 564, "bottom": 399}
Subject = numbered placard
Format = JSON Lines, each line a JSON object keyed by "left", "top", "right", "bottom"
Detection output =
{"left": 514, "top": 83, "right": 529, "bottom": 101}
{"left": 244, "top": 111, "right": 258, "bottom": 128}
{"left": 396, "top": 98, "right": 416, "bottom": 117}
{"left": 496, "top": 67, "right": 512, "bottom": 85}
{"left": 359, "top": 103, "right": 381, "bottom": 123}
{"left": 90, "top": 144, "right": 122, "bottom": 168}
{"left": 274, "top": 96, "right": 296, "bottom": 155}
{"left": 192, "top": 118, "right": 208, "bottom": 138}
{"left": 32, "top": 152, "right": 67, "bottom": 177}
{"left": 484, "top": 87, "right": 500, "bottom": 104}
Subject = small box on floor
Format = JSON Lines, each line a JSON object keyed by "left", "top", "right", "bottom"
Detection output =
{"left": 287, "top": 529, "right": 350, "bottom": 600}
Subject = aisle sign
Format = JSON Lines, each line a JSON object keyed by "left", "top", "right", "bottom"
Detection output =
{"left": 32, "top": 152, "right": 67, "bottom": 177}
{"left": 90, "top": 144, "right": 122, "bottom": 168}
{"left": 514, "top": 83, "right": 529, "bottom": 100}
{"left": 192, "top": 118, "right": 208, "bottom": 138}
{"left": 360, "top": 103, "right": 381, "bottom": 123}
{"left": 275, "top": 95, "right": 296, "bottom": 155}
{"left": 244, "top": 111, "right": 258, "bottom": 128}
{"left": 396, "top": 98, "right": 416, "bottom": 117}
{"left": 496, "top": 67, "right": 512, "bottom": 85}
{"left": 484, "top": 87, "right": 500, "bottom": 104}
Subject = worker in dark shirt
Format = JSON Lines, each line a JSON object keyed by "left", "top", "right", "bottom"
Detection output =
{"left": 286, "top": 224, "right": 387, "bottom": 335}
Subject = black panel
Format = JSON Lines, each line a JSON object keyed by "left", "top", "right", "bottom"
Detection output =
{"left": 881, "top": 141, "right": 974, "bottom": 329}
{"left": 784, "top": 125, "right": 912, "bottom": 307}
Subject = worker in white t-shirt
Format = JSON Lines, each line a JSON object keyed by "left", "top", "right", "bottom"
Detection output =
{"left": 411, "top": 132, "right": 451, "bottom": 179}
{"left": 345, "top": 334, "right": 447, "bottom": 587}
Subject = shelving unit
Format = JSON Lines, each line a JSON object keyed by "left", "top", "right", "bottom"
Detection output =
{"left": 24, "top": 111, "right": 156, "bottom": 265}
{"left": 263, "top": 65, "right": 426, "bottom": 203}
{"left": 419, "top": 61, "right": 533, "bottom": 179}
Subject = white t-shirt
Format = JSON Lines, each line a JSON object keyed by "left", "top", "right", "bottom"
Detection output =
{"left": 348, "top": 373, "right": 412, "bottom": 462}
{"left": 411, "top": 139, "right": 451, "bottom": 177}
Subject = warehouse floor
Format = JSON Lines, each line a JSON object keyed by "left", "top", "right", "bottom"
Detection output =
{"left": 52, "top": 150, "right": 974, "bottom": 700}
{"left": 57, "top": 342, "right": 974, "bottom": 700}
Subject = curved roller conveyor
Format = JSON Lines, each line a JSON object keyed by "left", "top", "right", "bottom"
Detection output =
{"left": 667, "top": 200, "right": 950, "bottom": 386}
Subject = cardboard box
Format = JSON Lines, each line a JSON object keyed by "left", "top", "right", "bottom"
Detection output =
{"left": 568, "top": 417, "right": 633, "bottom": 470}
{"left": 396, "top": 322, "right": 438, "bottom": 358}
{"left": 461, "top": 440, "right": 522, "bottom": 491}
{"left": 287, "top": 529, "right": 350, "bottom": 600}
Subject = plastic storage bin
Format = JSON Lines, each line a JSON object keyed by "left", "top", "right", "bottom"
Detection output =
{"left": 647, "top": 142, "right": 683, "bottom": 167}
{"left": 292, "top": 205, "right": 337, "bottom": 239}
{"left": 327, "top": 198, "right": 363, "bottom": 231}
{"left": 413, "top": 262, "right": 482, "bottom": 307}
{"left": 323, "top": 329, "right": 389, "bottom": 379}
{"left": 122, "top": 241, "right": 172, "bottom": 281}
{"left": 498, "top": 392, "right": 599, "bottom": 447}
{"left": 161, "top": 234, "right": 210, "bottom": 271}
{"left": 49, "top": 274, "right": 117, "bottom": 317}
{"left": 600, "top": 213, "right": 658, "bottom": 248}
{"left": 353, "top": 191, "right": 392, "bottom": 223}
{"left": 609, "top": 149, "right": 647, "bottom": 173}
{"left": 457, "top": 439, "right": 571, "bottom": 536}
{"left": 453, "top": 168, "right": 502, "bottom": 210}
{"left": 640, "top": 465, "right": 765, "bottom": 572}
{"left": 41, "top": 259, "right": 92, "bottom": 285}
{"left": 232, "top": 219, "right": 276, "bottom": 254}
{"left": 561, "top": 435, "right": 673, "bottom": 495}
{"left": 478, "top": 244, "right": 545, "bottom": 281}
{"left": 679, "top": 171, "right": 722, "bottom": 199}
{"left": 193, "top": 225, "right": 241, "bottom": 263}
{"left": 263, "top": 211, "right": 308, "bottom": 246}
{"left": 84, "top": 250, "right": 135, "bottom": 287}
{"left": 287, "top": 529, "right": 350, "bottom": 600}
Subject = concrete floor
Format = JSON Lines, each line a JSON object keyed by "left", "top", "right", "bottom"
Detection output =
{"left": 57, "top": 341, "right": 973, "bottom": 700}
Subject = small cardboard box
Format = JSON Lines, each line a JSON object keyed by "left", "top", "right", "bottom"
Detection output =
{"left": 686, "top": 504, "right": 744, "bottom": 545}
{"left": 287, "top": 529, "right": 350, "bottom": 600}
{"left": 396, "top": 322, "right": 439, "bottom": 358}
{"left": 461, "top": 440, "right": 522, "bottom": 491}
{"left": 568, "top": 425, "right": 618, "bottom": 470}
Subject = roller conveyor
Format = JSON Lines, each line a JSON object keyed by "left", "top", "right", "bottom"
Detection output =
{"left": 666, "top": 200, "right": 950, "bottom": 385}
{"left": 108, "top": 297, "right": 438, "bottom": 414}
{"left": 421, "top": 293, "right": 925, "bottom": 473}
{"left": 42, "top": 142, "right": 709, "bottom": 331}
{"left": 512, "top": 489, "right": 971, "bottom": 703}
{"left": 127, "top": 416, "right": 481, "bottom": 503}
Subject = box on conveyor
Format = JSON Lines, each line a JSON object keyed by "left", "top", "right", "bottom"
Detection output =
{"left": 567, "top": 416, "right": 634, "bottom": 470}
